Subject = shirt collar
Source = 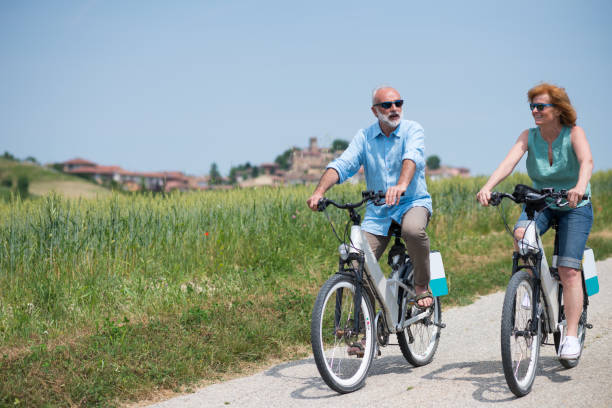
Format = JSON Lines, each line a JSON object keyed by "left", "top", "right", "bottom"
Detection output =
{"left": 370, "top": 120, "right": 401, "bottom": 140}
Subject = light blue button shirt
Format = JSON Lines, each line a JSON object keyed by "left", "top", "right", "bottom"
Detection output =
{"left": 327, "top": 119, "right": 432, "bottom": 236}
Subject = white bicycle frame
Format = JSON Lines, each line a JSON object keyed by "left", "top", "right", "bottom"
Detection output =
{"left": 519, "top": 223, "right": 562, "bottom": 335}
{"left": 347, "top": 225, "right": 436, "bottom": 334}
{"left": 518, "top": 220, "right": 598, "bottom": 341}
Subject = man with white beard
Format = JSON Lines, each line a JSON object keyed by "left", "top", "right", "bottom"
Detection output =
{"left": 307, "top": 86, "right": 433, "bottom": 308}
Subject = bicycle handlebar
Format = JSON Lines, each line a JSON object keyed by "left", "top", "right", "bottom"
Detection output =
{"left": 489, "top": 184, "right": 589, "bottom": 207}
{"left": 317, "top": 190, "right": 392, "bottom": 212}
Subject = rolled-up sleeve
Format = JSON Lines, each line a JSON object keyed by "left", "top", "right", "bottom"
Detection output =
{"left": 327, "top": 131, "right": 365, "bottom": 184}
{"left": 402, "top": 123, "right": 425, "bottom": 172}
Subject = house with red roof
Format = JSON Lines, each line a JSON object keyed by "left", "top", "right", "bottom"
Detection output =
{"left": 60, "top": 158, "right": 200, "bottom": 192}
{"left": 62, "top": 158, "right": 98, "bottom": 172}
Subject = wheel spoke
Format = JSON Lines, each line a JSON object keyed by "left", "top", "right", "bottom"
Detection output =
{"left": 397, "top": 297, "right": 441, "bottom": 366}
{"left": 311, "top": 276, "right": 375, "bottom": 393}
{"left": 501, "top": 271, "right": 541, "bottom": 397}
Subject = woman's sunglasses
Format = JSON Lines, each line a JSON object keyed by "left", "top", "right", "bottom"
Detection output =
{"left": 529, "top": 103, "right": 554, "bottom": 112}
{"left": 373, "top": 99, "right": 404, "bottom": 109}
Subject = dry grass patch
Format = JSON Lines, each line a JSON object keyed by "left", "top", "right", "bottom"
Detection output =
{"left": 591, "top": 229, "right": 612, "bottom": 239}
{"left": 29, "top": 180, "right": 111, "bottom": 198}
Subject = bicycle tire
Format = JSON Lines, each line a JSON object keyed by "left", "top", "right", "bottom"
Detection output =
{"left": 500, "top": 270, "right": 541, "bottom": 397}
{"left": 397, "top": 296, "right": 442, "bottom": 366}
{"left": 311, "top": 274, "right": 376, "bottom": 393}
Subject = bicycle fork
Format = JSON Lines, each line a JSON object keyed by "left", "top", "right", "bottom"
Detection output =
{"left": 512, "top": 251, "right": 543, "bottom": 338}
{"left": 334, "top": 252, "right": 366, "bottom": 338}
{"left": 352, "top": 253, "right": 366, "bottom": 335}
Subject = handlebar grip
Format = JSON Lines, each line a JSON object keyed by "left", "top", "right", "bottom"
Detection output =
{"left": 317, "top": 198, "right": 329, "bottom": 212}
{"left": 489, "top": 192, "right": 502, "bottom": 206}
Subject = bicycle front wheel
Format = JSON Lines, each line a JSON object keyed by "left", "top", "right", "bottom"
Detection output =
{"left": 500, "top": 270, "right": 541, "bottom": 397}
{"left": 397, "top": 296, "right": 442, "bottom": 366}
{"left": 311, "top": 274, "right": 376, "bottom": 393}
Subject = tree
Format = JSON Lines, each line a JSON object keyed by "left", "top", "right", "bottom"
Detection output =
{"left": 331, "top": 139, "right": 349, "bottom": 152}
{"left": 228, "top": 161, "right": 257, "bottom": 184}
{"left": 17, "top": 176, "right": 29, "bottom": 198}
{"left": 2, "top": 151, "right": 16, "bottom": 161}
{"left": 209, "top": 163, "right": 222, "bottom": 185}
{"left": 274, "top": 148, "right": 294, "bottom": 170}
{"left": 229, "top": 167, "right": 237, "bottom": 184}
{"left": 426, "top": 155, "right": 441, "bottom": 170}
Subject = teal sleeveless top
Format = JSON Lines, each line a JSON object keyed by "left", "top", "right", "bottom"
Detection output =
{"left": 526, "top": 126, "right": 591, "bottom": 210}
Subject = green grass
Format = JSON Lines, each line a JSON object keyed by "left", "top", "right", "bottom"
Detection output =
{"left": 0, "top": 158, "right": 114, "bottom": 203}
{"left": 1, "top": 171, "right": 611, "bottom": 406}
{"left": 0, "top": 185, "right": 11, "bottom": 202}
{"left": 0, "top": 158, "right": 75, "bottom": 183}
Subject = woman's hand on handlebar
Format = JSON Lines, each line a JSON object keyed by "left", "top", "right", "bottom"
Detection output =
{"left": 476, "top": 188, "right": 492, "bottom": 207}
{"left": 567, "top": 186, "right": 586, "bottom": 208}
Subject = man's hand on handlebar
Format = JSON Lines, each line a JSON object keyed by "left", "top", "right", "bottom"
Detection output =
{"left": 307, "top": 192, "right": 324, "bottom": 211}
{"left": 385, "top": 184, "right": 407, "bottom": 206}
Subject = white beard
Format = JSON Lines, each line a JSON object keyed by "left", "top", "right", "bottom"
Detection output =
{"left": 376, "top": 109, "right": 402, "bottom": 128}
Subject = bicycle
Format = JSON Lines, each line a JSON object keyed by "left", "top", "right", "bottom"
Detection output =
{"left": 488, "top": 184, "right": 599, "bottom": 397}
{"left": 310, "top": 190, "right": 448, "bottom": 393}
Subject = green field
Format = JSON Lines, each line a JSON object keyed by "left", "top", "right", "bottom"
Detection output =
{"left": 0, "top": 158, "right": 110, "bottom": 200}
{"left": 1, "top": 171, "right": 611, "bottom": 406}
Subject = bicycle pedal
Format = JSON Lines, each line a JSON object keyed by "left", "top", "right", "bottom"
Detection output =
{"left": 434, "top": 322, "right": 446, "bottom": 329}
{"left": 586, "top": 323, "right": 593, "bottom": 329}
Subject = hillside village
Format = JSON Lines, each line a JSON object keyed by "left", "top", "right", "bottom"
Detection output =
{"left": 57, "top": 137, "right": 469, "bottom": 192}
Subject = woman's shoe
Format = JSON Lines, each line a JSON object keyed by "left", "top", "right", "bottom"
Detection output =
{"left": 559, "top": 336, "right": 581, "bottom": 360}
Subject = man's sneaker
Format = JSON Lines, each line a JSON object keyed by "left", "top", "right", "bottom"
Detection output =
{"left": 559, "top": 336, "right": 581, "bottom": 360}
{"left": 521, "top": 292, "right": 531, "bottom": 310}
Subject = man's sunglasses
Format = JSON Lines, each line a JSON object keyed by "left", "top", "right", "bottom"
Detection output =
{"left": 373, "top": 99, "right": 404, "bottom": 109}
{"left": 529, "top": 103, "right": 554, "bottom": 112}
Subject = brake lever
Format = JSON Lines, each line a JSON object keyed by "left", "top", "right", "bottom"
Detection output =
{"left": 556, "top": 198, "right": 569, "bottom": 207}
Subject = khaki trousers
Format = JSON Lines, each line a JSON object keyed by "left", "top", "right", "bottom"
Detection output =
{"left": 363, "top": 206, "right": 430, "bottom": 287}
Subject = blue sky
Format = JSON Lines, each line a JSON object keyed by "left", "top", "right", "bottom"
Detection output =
{"left": 1, "top": 1, "right": 611, "bottom": 177}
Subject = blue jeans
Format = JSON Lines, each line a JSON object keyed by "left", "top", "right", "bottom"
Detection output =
{"left": 514, "top": 203, "right": 593, "bottom": 269}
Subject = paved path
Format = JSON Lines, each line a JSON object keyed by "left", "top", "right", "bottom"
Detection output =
{"left": 149, "top": 258, "right": 612, "bottom": 408}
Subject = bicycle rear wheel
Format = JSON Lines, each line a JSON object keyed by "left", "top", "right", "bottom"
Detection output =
{"left": 397, "top": 296, "right": 442, "bottom": 366}
{"left": 500, "top": 270, "right": 541, "bottom": 397}
{"left": 311, "top": 274, "right": 375, "bottom": 393}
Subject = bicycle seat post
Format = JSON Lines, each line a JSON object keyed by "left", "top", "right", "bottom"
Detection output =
{"left": 550, "top": 216, "right": 560, "bottom": 278}
{"left": 389, "top": 222, "right": 402, "bottom": 245}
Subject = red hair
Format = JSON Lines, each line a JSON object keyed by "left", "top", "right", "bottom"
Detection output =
{"left": 528, "top": 82, "right": 576, "bottom": 127}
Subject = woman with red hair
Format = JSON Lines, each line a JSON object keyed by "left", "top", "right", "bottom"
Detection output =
{"left": 476, "top": 82, "right": 594, "bottom": 360}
